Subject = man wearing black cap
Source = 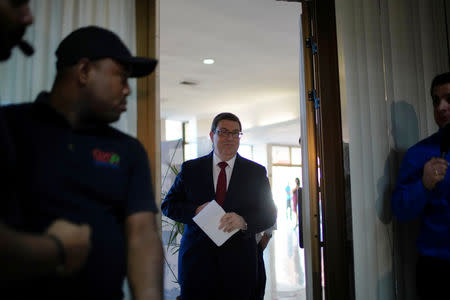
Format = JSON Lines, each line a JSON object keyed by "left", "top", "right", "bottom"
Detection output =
{"left": 0, "top": 26, "right": 163, "bottom": 299}
{"left": 392, "top": 72, "right": 450, "bottom": 299}
{"left": 0, "top": 0, "right": 92, "bottom": 281}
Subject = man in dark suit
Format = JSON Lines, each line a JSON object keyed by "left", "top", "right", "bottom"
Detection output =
{"left": 161, "top": 112, "right": 277, "bottom": 300}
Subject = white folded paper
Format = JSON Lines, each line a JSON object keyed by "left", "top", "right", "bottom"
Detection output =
{"left": 192, "top": 200, "right": 239, "bottom": 246}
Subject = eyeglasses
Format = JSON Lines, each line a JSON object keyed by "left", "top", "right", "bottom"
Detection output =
{"left": 215, "top": 129, "right": 243, "bottom": 139}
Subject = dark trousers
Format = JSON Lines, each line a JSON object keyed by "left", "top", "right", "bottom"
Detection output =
{"left": 255, "top": 244, "right": 267, "bottom": 300}
{"left": 180, "top": 237, "right": 257, "bottom": 300}
{"left": 416, "top": 255, "right": 450, "bottom": 299}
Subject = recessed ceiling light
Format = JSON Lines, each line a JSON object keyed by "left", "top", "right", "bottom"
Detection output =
{"left": 203, "top": 58, "right": 215, "bottom": 65}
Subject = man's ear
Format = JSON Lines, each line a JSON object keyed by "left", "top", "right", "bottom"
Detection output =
{"left": 209, "top": 131, "right": 214, "bottom": 144}
{"left": 76, "top": 58, "right": 92, "bottom": 85}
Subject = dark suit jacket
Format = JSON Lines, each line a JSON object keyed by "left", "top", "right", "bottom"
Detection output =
{"left": 161, "top": 152, "right": 276, "bottom": 299}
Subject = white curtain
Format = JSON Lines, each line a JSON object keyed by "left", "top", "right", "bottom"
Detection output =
{"left": 0, "top": 0, "right": 138, "bottom": 136}
{"left": 335, "top": 0, "right": 448, "bottom": 299}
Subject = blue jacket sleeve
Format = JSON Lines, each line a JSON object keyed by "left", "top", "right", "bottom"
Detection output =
{"left": 391, "top": 150, "right": 433, "bottom": 221}
{"left": 160, "top": 163, "right": 198, "bottom": 225}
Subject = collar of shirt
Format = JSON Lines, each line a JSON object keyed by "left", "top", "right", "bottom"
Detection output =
{"left": 34, "top": 91, "right": 110, "bottom": 133}
{"left": 212, "top": 152, "right": 236, "bottom": 192}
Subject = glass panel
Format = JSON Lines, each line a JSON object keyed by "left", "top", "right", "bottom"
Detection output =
{"left": 272, "top": 146, "right": 290, "bottom": 164}
{"left": 184, "top": 143, "right": 197, "bottom": 161}
{"left": 184, "top": 122, "right": 193, "bottom": 143}
{"left": 165, "top": 120, "right": 183, "bottom": 140}
{"left": 291, "top": 147, "right": 302, "bottom": 165}
{"left": 239, "top": 144, "right": 253, "bottom": 160}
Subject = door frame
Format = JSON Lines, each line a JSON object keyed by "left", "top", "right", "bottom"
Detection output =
{"left": 301, "top": 0, "right": 353, "bottom": 299}
{"left": 135, "top": 0, "right": 354, "bottom": 298}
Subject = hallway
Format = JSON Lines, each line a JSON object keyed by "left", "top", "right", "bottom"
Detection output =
{"left": 264, "top": 210, "right": 306, "bottom": 299}
{"left": 266, "top": 166, "right": 306, "bottom": 299}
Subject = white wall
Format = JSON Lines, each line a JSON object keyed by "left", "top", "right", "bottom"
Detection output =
{"left": 196, "top": 117, "right": 212, "bottom": 137}
{"left": 335, "top": 0, "right": 448, "bottom": 299}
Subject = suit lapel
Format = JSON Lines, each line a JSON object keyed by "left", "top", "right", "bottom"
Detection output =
{"left": 204, "top": 152, "right": 215, "bottom": 201}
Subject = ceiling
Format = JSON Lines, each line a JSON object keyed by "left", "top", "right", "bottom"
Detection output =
{"left": 160, "top": 0, "right": 303, "bottom": 145}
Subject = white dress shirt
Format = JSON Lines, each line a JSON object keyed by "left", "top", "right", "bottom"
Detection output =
{"left": 212, "top": 153, "right": 236, "bottom": 193}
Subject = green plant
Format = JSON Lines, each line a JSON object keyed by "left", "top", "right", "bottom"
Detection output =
{"left": 161, "top": 216, "right": 183, "bottom": 284}
{"left": 162, "top": 218, "right": 183, "bottom": 284}
{"left": 161, "top": 139, "right": 184, "bottom": 285}
{"left": 162, "top": 213, "right": 184, "bottom": 255}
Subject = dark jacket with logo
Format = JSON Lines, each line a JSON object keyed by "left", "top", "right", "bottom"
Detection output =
{"left": 0, "top": 92, "right": 157, "bottom": 299}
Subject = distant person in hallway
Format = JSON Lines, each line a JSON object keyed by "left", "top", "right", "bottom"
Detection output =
{"left": 285, "top": 183, "right": 292, "bottom": 220}
{"left": 292, "top": 177, "right": 301, "bottom": 229}
{"left": 0, "top": 0, "right": 91, "bottom": 281}
{"left": 0, "top": 26, "right": 163, "bottom": 299}
{"left": 392, "top": 72, "right": 450, "bottom": 299}
{"left": 161, "top": 112, "right": 277, "bottom": 300}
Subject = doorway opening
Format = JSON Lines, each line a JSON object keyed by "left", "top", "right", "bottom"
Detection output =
{"left": 159, "top": 1, "right": 307, "bottom": 299}
{"left": 269, "top": 165, "right": 306, "bottom": 299}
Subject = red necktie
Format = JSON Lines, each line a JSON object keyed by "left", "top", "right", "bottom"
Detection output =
{"left": 216, "top": 161, "right": 228, "bottom": 206}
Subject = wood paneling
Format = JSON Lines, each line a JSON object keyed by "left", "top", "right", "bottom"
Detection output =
{"left": 301, "top": 3, "right": 323, "bottom": 299}
{"left": 313, "top": 0, "right": 352, "bottom": 299}
{"left": 135, "top": 0, "right": 161, "bottom": 207}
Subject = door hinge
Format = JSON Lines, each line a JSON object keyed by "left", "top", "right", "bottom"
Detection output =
{"left": 308, "top": 89, "right": 320, "bottom": 109}
{"left": 305, "top": 37, "right": 318, "bottom": 55}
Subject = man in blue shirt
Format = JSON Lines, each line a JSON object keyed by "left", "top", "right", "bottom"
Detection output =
{"left": 392, "top": 72, "right": 449, "bottom": 299}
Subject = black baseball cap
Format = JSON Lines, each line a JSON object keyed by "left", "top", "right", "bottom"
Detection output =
{"left": 55, "top": 26, "right": 157, "bottom": 78}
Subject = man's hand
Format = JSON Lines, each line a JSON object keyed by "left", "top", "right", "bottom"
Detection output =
{"left": 422, "top": 157, "right": 449, "bottom": 190}
{"left": 195, "top": 202, "right": 210, "bottom": 215}
{"left": 219, "top": 212, "right": 247, "bottom": 233}
{"left": 45, "top": 219, "right": 91, "bottom": 276}
{"left": 259, "top": 232, "right": 272, "bottom": 251}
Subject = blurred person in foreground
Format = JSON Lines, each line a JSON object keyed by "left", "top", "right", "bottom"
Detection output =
{"left": 0, "top": 0, "right": 91, "bottom": 281}
{"left": 0, "top": 25, "right": 163, "bottom": 299}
